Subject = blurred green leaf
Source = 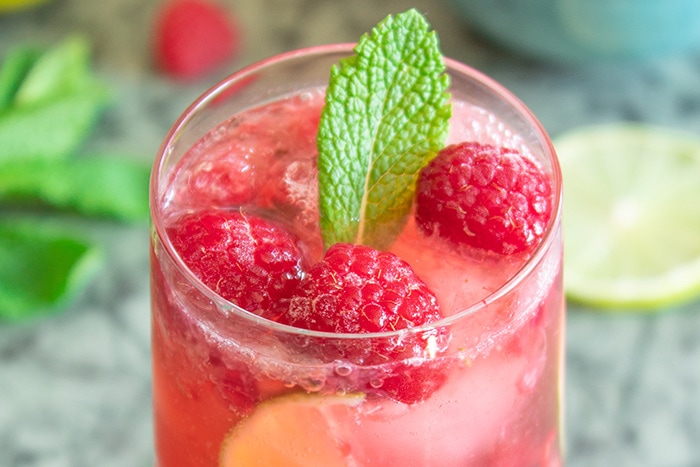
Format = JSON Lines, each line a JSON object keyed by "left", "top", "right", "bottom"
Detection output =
{"left": 0, "top": 220, "right": 103, "bottom": 322}
{"left": 0, "top": 35, "right": 112, "bottom": 161}
{"left": 0, "top": 36, "right": 148, "bottom": 323}
{"left": 0, "top": 155, "right": 152, "bottom": 222}
{"left": 14, "top": 35, "right": 102, "bottom": 107}
{"left": 0, "top": 45, "right": 40, "bottom": 112}
{"left": 0, "top": 89, "right": 111, "bottom": 161}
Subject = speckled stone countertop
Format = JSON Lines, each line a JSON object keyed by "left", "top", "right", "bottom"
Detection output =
{"left": 1, "top": 1, "right": 699, "bottom": 466}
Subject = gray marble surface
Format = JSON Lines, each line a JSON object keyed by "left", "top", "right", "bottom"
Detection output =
{"left": 1, "top": 1, "right": 700, "bottom": 466}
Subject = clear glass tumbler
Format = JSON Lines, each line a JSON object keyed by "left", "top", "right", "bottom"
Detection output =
{"left": 150, "top": 44, "right": 564, "bottom": 467}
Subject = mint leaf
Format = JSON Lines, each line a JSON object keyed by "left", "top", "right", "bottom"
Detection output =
{"left": 0, "top": 155, "right": 151, "bottom": 222}
{"left": 0, "top": 45, "right": 40, "bottom": 112}
{"left": 14, "top": 35, "right": 104, "bottom": 107}
{"left": 0, "top": 220, "right": 102, "bottom": 322}
{"left": 0, "top": 89, "right": 111, "bottom": 161}
{"left": 317, "top": 9, "right": 451, "bottom": 249}
{"left": 0, "top": 36, "right": 112, "bottom": 161}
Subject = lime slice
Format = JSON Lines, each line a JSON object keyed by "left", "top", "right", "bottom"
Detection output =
{"left": 555, "top": 123, "right": 700, "bottom": 310}
{"left": 219, "top": 393, "right": 364, "bottom": 466}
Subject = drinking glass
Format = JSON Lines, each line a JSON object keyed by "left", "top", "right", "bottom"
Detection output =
{"left": 150, "top": 44, "right": 564, "bottom": 467}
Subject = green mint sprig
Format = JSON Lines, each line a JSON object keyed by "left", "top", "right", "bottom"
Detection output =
{"left": 0, "top": 36, "right": 112, "bottom": 161}
{"left": 0, "top": 37, "right": 151, "bottom": 322}
{"left": 317, "top": 9, "right": 452, "bottom": 250}
{"left": 0, "top": 220, "right": 103, "bottom": 322}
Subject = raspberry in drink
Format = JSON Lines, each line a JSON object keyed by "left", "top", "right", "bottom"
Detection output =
{"left": 150, "top": 11, "right": 564, "bottom": 467}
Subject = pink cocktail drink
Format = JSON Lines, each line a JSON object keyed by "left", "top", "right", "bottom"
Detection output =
{"left": 150, "top": 44, "right": 563, "bottom": 466}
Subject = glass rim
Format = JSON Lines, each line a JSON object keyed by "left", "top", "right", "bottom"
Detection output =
{"left": 150, "top": 42, "right": 563, "bottom": 340}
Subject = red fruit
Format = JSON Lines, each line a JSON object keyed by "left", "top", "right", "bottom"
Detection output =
{"left": 174, "top": 94, "right": 323, "bottom": 212}
{"left": 277, "top": 243, "right": 450, "bottom": 404}
{"left": 184, "top": 148, "right": 260, "bottom": 208}
{"left": 167, "top": 210, "right": 306, "bottom": 316}
{"left": 281, "top": 243, "right": 441, "bottom": 334}
{"left": 153, "top": 0, "right": 239, "bottom": 80}
{"left": 415, "top": 142, "right": 553, "bottom": 255}
{"left": 177, "top": 133, "right": 264, "bottom": 209}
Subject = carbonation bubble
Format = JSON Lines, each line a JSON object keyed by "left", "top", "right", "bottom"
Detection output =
{"left": 334, "top": 364, "right": 352, "bottom": 377}
{"left": 369, "top": 378, "right": 384, "bottom": 389}
{"left": 304, "top": 376, "right": 325, "bottom": 392}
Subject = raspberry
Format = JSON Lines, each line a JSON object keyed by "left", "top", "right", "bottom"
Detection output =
{"left": 175, "top": 94, "right": 323, "bottom": 212}
{"left": 277, "top": 243, "right": 449, "bottom": 404}
{"left": 153, "top": 0, "right": 239, "bottom": 80}
{"left": 415, "top": 142, "right": 553, "bottom": 255}
{"left": 182, "top": 146, "right": 260, "bottom": 208}
{"left": 167, "top": 210, "right": 306, "bottom": 316}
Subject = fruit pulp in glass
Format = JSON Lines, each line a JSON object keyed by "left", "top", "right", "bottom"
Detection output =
{"left": 151, "top": 86, "right": 564, "bottom": 466}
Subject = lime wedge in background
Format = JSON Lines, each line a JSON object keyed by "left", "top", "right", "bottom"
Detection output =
{"left": 555, "top": 123, "right": 700, "bottom": 311}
